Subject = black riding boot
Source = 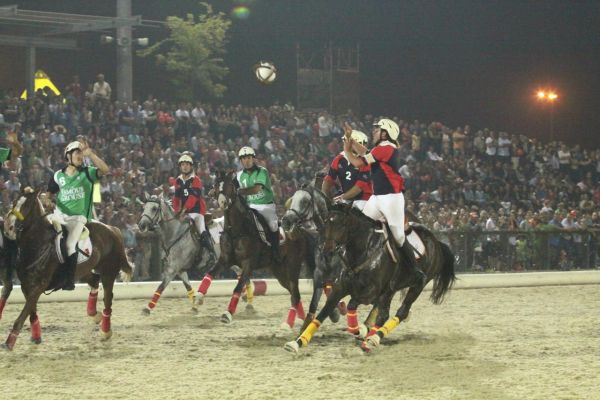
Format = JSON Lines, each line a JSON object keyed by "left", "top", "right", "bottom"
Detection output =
{"left": 200, "top": 231, "right": 217, "bottom": 265}
{"left": 62, "top": 253, "right": 78, "bottom": 291}
{"left": 269, "top": 230, "right": 282, "bottom": 263}
{"left": 398, "top": 240, "right": 426, "bottom": 286}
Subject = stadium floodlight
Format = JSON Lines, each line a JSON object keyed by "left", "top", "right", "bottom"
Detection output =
{"left": 100, "top": 35, "right": 114, "bottom": 44}
{"left": 134, "top": 38, "right": 149, "bottom": 47}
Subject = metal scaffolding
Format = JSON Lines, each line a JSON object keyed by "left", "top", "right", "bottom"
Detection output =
{"left": 0, "top": 3, "right": 161, "bottom": 101}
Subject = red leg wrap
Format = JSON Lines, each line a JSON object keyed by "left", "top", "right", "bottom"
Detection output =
{"left": 87, "top": 291, "right": 99, "bottom": 316}
{"left": 198, "top": 274, "right": 213, "bottom": 295}
{"left": 295, "top": 301, "right": 306, "bottom": 320}
{"left": 347, "top": 309, "right": 359, "bottom": 334}
{"left": 101, "top": 309, "right": 111, "bottom": 333}
{"left": 227, "top": 292, "right": 241, "bottom": 314}
{"left": 31, "top": 316, "right": 42, "bottom": 342}
{"left": 286, "top": 307, "right": 297, "bottom": 328}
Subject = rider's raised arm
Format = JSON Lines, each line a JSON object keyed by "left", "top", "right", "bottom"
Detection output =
{"left": 81, "top": 141, "right": 109, "bottom": 177}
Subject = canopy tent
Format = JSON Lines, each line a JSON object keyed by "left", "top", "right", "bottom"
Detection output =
{"left": 20, "top": 69, "right": 61, "bottom": 99}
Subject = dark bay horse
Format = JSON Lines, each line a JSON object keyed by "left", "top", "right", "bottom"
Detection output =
{"left": 197, "top": 170, "right": 316, "bottom": 328}
{"left": 0, "top": 223, "right": 18, "bottom": 321}
{"left": 2, "top": 190, "right": 133, "bottom": 350}
{"left": 284, "top": 203, "right": 455, "bottom": 353}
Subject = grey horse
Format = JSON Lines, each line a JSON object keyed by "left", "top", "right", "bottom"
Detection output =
{"left": 138, "top": 193, "right": 216, "bottom": 314}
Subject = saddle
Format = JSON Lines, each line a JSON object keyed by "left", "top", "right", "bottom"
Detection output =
{"left": 46, "top": 214, "right": 93, "bottom": 265}
{"left": 375, "top": 222, "right": 425, "bottom": 263}
{"left": 248, "top": 209, "right": 286, "bottom": 247}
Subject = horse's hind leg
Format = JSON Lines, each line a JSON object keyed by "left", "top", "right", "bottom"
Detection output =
{"left": 142, "top": 270, "right": 175, "bottom": 315}
{"left": 29, "top": 309, "right": 42, "bottom": 344}
{"left": 346, "top": 298, "right": 367, "bottom": 337}
{"left": 99, "top": 272, "right": 118, "bottom": 340}
{"left": 179, "top": 271, "right": 197, "bottom": 312}
{"left": 85, "top": 274, "right": 102, "bottom": 324}
{"left": 284, "top": 279, "right": 304, "bottom": 330}
{"left": 365, "top": 286, "right": 424, "bottom": 351}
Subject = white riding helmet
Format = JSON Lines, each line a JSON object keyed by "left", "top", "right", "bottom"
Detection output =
{"left": 238, "top": 146, "right": 256, "bottom": 158}
{"left": 373, "top": 118, "right": 400, "bottom": 141}
{"left": 178, "top": 154, "right": 194, "bottom": 165}
{"left": 350, "top": 130, "right": 369, "bottom": 146}
{"left": 64, "top": 141, "right": 83, "bottom": 159}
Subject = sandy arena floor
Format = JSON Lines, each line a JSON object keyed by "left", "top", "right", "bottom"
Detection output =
{"left": 0, "top": 284, "right": 599, "bottom": 400}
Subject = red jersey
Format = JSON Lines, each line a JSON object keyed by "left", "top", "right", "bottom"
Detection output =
{"left": 362, "top": 141, "right": 405, "bottom": 195}
{"left": 172, "top": 174, "right": 207, "bottom": 215}
{"left": 324, "top": 153, "right": 372, "bottom": 201}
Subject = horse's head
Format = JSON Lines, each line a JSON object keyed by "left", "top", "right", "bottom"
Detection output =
{"left": 4, "top": 188, "right": 45, "bottom": 241}
{"left": 138, "top": 192, "right": 175, "bottom": 232}
{"left": 213, "top": 169, "right": 238, "bottom": 210}
{"left": 282, "top": 188, "right": 315, "bottom": 234}
{"left": 322, "top": 203, "right": 355, "bottom": 253}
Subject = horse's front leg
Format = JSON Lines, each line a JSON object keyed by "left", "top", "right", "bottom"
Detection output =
{"left": 284, "top": 282, "right": 348, "bottom": 353}
{"left": 220, "top": 260, "right": 252, "bottom": 324}
{"left": 142, "top": 266, "right": 175, "bottom": 315}
{"left": 84, "top": 273, "right": 102, "bottom": 324}
{"left": 362, "top": 289, "right": 395, "bottom": 352}
{"left": 0, "top": 269, "right": 13, "bottom": 321}
{"left": 3, "top": 286, "right": 44, "bottom": 351}
{"left": 346, "top": 298, "right": 368, "bottom": 338}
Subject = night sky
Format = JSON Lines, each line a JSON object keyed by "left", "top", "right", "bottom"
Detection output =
{"left": 1, "top": 0, "right": 599, "bottom": 145}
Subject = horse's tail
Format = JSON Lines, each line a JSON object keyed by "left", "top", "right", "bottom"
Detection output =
{"left": 429, "top": 241, "right": 456, "bottom": 305}
{"left": 111, "top": 226, "right": 134, "bottom": 283}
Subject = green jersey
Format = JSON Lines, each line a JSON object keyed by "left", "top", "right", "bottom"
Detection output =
{"left": 50, "top": 166, "right": 99, "bottom": 221}
{"left": 0, "top": 147, "right": 10, "bottom": 163}
{"left": 237, "top": 166, "right": 275, "bottom": 205}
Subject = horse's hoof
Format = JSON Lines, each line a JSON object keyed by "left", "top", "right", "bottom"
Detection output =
{"left": 357, "top": 323, "right": 369, "bottom": 339}
{"left": 141, "top": 308, "right": 151, "bottom": 316}
{"left": 280, "top": 321, "right": 293, "bottom": 331}
{"left": 89, "top": 313, "right": 102, "bottom": 324}
{"left": 360, "top": 341, "right": 371, "bottom": 353}
{"left": 195, "top": 294, "right": 204, "bottom": 307}
{"left": 100, "top": 330, "right": 113, "bottom": 341}
{"left": 365, "top": 334, "right": 380, "bottom": 350}
{"left": 1, "top": 343, "right": 12, "bottom": 351}
{"left": 329, "top": 308, "right": 341, "bottom": 324}
{"left": 284, "top": 340, "right": 299, "bottom": 353}
{"left": 220, "top": 311, "right": 233, "bottom": 324}
{"left": 245, "top": 304, "right": 255, "bottom": 313}
{"left": 31, "top": 337, "right": 42, "bottom": 345}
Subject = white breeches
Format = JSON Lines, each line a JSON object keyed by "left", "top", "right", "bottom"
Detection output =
{"left": 249, "top": 203, "right": 278, "bottom": 232}
{"left": 187, "top": 213, "right": 206, "bottom": 233}
{"left": 362, "top": 192, "right": 406, "bottom": 246}
{"left": 54, "top": 209, "right": 87, "bottom": 256}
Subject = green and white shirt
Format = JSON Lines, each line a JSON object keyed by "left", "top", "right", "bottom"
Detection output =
{"left": 0, "top": 147, "right": 11, "bottom": 163}
{"left": 49, "top": 166, "right": 99, "bottom": 221}
{"left": 236, "top": 166, "right": 275, "bottom": 205}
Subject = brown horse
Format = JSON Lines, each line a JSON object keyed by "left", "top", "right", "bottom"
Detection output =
{"left": 0, "top": 223, "right": 18, "bottom": 321}
{"left": 1, "top": 190, "right": 132, "bottom": 350}
{"left": 196, "top": 170, "right": 317, "bottom": 328}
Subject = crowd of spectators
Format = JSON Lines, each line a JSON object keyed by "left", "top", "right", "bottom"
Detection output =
{"left": 1, "top": 74, "right": 598, "bottom": 276}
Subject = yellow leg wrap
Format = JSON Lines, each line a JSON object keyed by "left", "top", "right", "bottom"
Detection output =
{"left": 246, "top": 282, "right": 254, "bottom": 304}
{"left": 299, "top": 320, "right": 321, "bottom": 347}
{"left": 377, "top": 316, "right": 400, "bottom": 338}
{"left": 187, "top": 289, "right": 195, "bottom": 303}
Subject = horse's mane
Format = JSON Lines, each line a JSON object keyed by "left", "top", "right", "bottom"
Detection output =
{"left": 329, "top": 203, "right": 379, "bottom": 227}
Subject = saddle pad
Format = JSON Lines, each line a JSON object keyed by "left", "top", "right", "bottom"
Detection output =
{"left": 54, "top": 229, "right": 93, "bottom": 265}
{"left": 406, "top": 228, "right": 425, "bottom": 259}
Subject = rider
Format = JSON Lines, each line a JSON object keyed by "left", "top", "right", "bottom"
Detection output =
{"left": 343, "top": 119, "right": 425, "bottom": 284}
{"left": 322, "top": 129, "right": 372, "bottom": 210}
{"left": 171, "top": 152, "right": 217, "bottom": 265}
{"left": 46, "top": 140, "right": 109, "bottom": 290}
{"left": 236, "top": 146, "right": 281, "bottom": 261}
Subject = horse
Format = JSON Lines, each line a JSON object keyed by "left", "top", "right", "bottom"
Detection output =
{"left": 284, "top": 203, "right": 455, "bottom": 353}
{"left": 0, "top": 223, "right": 18, "bottom": 321}
{"left": 137, "top": 193, "right": 217, "bottom": 314}
{"left": 281, "top": 184, "right": 347, "bottom": 330}
{"left": 1, "top": 190, "right": 133, "bottom": 350}
{"left": 196, "top": 170, "right": 316, "bottom": 328}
